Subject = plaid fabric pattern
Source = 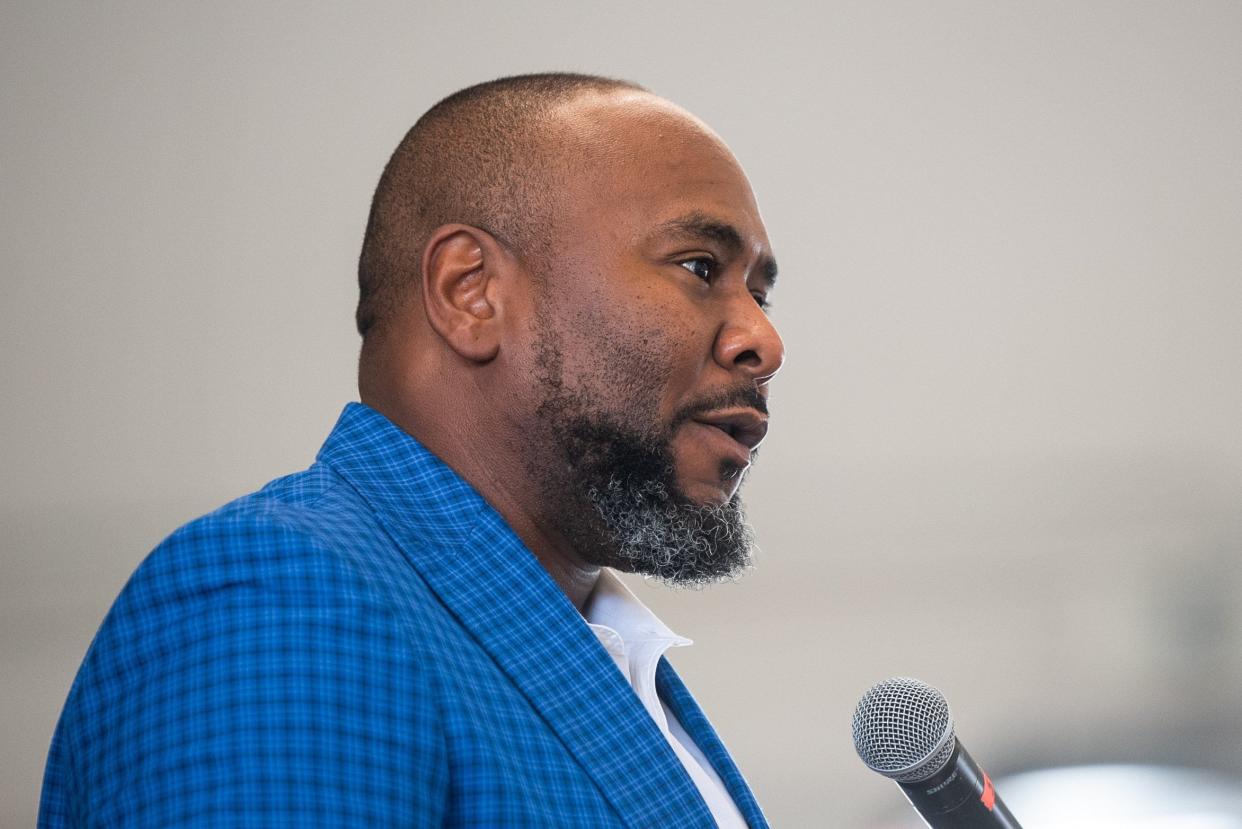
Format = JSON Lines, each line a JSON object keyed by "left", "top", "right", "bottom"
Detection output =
{"left": 39, "top": 403, "right": 769, "bottom": 828}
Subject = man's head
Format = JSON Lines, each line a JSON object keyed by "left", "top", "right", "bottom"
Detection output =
{"left": 357, "top": 73, "right": 784, "bottom": 587}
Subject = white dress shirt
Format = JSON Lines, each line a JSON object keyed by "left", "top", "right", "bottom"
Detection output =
{"left": 583, "top": 570, "right": 748, "bottom": 828}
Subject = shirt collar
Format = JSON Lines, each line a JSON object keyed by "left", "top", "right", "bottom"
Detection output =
{"left": 583, "top": 569, "right": 692, "bottom": 648}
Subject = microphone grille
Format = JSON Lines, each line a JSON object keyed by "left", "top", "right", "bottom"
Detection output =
{"left": 851, "top": 677, "right": 956, "bottom": 783}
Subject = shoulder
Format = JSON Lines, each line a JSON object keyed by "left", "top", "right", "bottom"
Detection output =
{"left": 67, "top": 460, "right": 443, "bottom": 729}
{"left": 45, "top": 462, "right": 451, "bottom": 826}
{"left": 126, "top": 461, "right": 407, "bottom": 614}
{"left": 82, "top": 462, "right": 418, "bottom": 691}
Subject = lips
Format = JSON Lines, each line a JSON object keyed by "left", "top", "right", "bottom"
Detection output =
{"left": 691, "top": 408, "right": 769, "bottom": 454}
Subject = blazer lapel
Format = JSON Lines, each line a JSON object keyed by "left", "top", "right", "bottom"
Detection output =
{"left": 318, "top": 404, "right": 714, "bottom": 828}
{"left": 657, "top": 659, "right": 769, "bottom": 829}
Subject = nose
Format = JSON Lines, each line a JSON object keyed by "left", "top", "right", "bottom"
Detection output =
{"left": 713, "top": 291, "right": 785, "bottom": 385}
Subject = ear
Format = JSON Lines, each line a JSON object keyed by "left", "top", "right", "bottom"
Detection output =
{"left": 420, "top": 224, "right": 513, "bottom": 363}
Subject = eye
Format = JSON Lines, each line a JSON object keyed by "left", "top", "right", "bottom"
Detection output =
{"left": 752, "top": 292, "right": 772, "bottom": 312}
{"left": 678, "top": 257, "right": 716, "bottom": 282}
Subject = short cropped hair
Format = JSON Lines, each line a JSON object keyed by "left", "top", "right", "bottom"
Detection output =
{"left": 355, "top": 72, "right": 645, "bottom": 339}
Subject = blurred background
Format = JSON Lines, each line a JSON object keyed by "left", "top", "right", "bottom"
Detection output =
{"left": 3, "top": 1, "right": 1240, "bottom": 825}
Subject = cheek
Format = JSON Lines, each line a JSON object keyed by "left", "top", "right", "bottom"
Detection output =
{"left": 537, "top": 253, "right": 715, "bottom": 416}
{"left": 554, "top": 302, "right": 696, "bottom": 406}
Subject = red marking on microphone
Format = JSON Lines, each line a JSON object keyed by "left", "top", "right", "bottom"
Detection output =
{"left": 980, "top": 770, "right": 996, "bottom": 811}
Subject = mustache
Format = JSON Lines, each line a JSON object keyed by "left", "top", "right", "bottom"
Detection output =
{"left": 671, "top": 384, "right": 769, "bottom": 429}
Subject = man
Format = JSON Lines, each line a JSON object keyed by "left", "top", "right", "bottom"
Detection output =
{"left": 40, "top": 73, "right": 784, "bottom": 827}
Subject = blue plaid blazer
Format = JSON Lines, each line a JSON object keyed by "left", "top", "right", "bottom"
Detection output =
{"left": 40, "top": 403, "right": 768, "bottom": 828}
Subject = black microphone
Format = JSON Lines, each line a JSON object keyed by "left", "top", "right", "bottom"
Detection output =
{"left": 851, "top": 677, "right": 1024, "bottom": 829}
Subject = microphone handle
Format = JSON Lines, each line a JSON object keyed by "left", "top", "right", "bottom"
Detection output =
{"left": 896, "top": 742, "right": 1023, "bottom": 829}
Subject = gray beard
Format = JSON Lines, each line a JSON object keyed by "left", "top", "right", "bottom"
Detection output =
{"left": 583, "top": 472, "right": 755, "bottom": 586}
{"left": 530, "top": 379, "right": 756, "bottom": 587}
{"left": 526, "top": 299, "right": 759, "bottom": 586}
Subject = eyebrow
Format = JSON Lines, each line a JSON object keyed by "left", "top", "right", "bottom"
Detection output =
{"left": 653, "top": 211, "right": 779, "bottom": 289}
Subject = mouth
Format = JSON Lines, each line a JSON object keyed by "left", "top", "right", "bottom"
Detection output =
{"left": 690, "top": 408, "right": 769, "bottom": 455}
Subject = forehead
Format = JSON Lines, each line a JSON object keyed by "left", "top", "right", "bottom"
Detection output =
{"left": 551, "top": 92, "right": 772, "bottom": 257}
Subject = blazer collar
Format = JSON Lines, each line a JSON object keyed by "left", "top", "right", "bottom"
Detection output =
{"left": 317, "top": 403, "right": 718, "bottom": 828}
{"left": 658, "top": 660, "right": 770, "bottom": 828}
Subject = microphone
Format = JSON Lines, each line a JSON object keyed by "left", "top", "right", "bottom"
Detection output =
{"left": 851, "top": 677, "right": 1024, "bottom": 829}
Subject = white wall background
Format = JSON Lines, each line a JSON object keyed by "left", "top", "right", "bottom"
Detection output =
{"left": 3, "top": 2, "right": 1240, "bottom": 825}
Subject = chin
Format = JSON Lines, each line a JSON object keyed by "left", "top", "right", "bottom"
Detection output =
{"left": 672, "top": 448, "right": 745, "bottom": 503}
{"left": 674, "top": 456, "right": 748, "bottom": 506}
{"left": 677, "top": 477, "right": 740, "bottom": 507}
